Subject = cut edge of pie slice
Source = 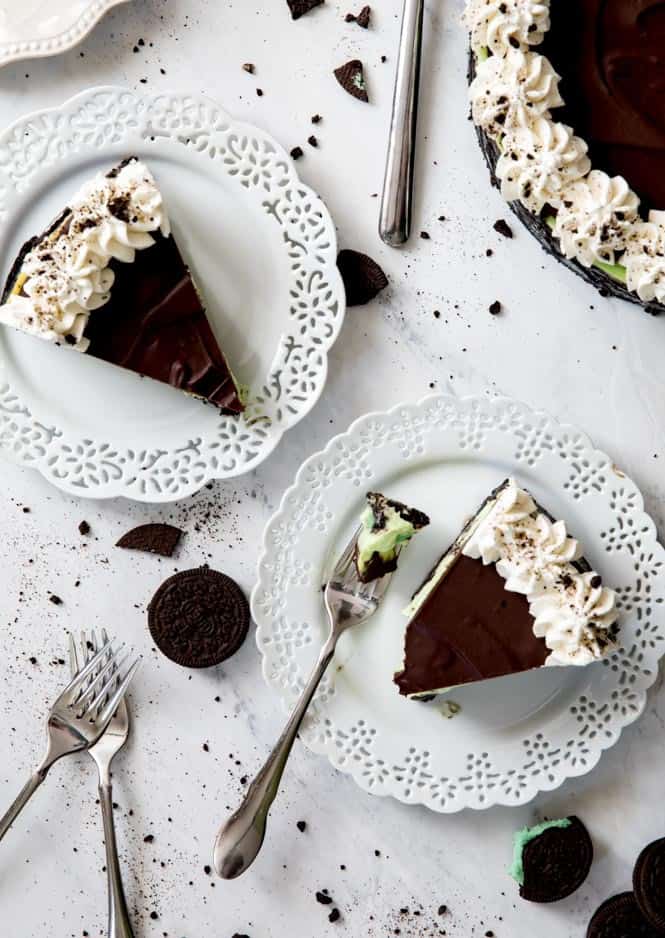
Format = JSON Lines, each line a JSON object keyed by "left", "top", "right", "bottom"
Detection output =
{"left": 0, "top": 157, "right": 244, "bottom": 414}
{"left": 394, "top": 477, "right": 620, "bottom": 699}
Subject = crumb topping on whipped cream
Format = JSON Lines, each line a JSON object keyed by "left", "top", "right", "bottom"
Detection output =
{"left": 469, "top": 48, "right": 562, "bottom": 140}
{"left": 554, "top": 171, "right": 640, "bottom": 269}
{"left": 463, "top": 0, "right": 551, "bottom": 56}
{"left": 463, "top": 479, "right": 618, "bottom": 665}
{"left": 463, "top": 0, "right": 663, "bottom": 305}
{"left": 495, "top": 118, "right": 590, "bottom": 213}
{"left": 0, "top": 159, "right": 170, "bottom": 351}
{"left": 623, "top": 210, "right": 665, "bottom": 305}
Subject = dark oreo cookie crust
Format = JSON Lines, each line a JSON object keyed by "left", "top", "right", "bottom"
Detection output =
{"left": 287, "top": 0, "right": 323, "bottom": 19}
{"left": 467, "top": 53, "right": 661, "bottom": 316}
{"left": 116, "top": 523, "right": 183, "bottom": 557}
{"left": 148, "top": 566, "right": 249, "bottom": 668}
{"left": 634, "top": 838, "right": 665, "bottom": 931}
{"left": 520, "top": 816, "right": 593, "bottom": 902}
{"left": 587, "top": 892, "right": 664, "bottom": 938}
{"left": 337, "top": 250, "right": 388, "bottom": 306}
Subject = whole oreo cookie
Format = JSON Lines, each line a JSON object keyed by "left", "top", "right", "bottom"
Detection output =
{"left": 634, "top": 838, "right": 665, "bottom": 931}
{"left": 519, "top": 816, "right": 593, "bottom": 903}
{"left": 148, "top": 566, "right": 249, "bottom": 668}
{"left": 587, "top": 892, "right": 664, "bottom": 938}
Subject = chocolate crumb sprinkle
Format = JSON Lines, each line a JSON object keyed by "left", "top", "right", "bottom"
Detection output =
{"left": 493, "top": 218, "right": 513, "bottom": 239}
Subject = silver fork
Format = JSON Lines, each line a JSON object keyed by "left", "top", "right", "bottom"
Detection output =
{"left": 70, "top": 630, "right": 135, "bottom": 938}
{"left": 213, "top": 526, "right": 394, "bottom": 879}
{"left": 0, "top": 635, "right": 139, "bottom": 843}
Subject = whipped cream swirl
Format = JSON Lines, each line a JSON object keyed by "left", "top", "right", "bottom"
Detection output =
{"left": 496, "top": 118, "right": 591, "bottom": 213}
{"left": 463, "top": 0, "right": 550, "bottom": 57}
{"left": 0, "top": 159, "right": 170, "bottom": 351}
{"left": 623, "top": 210, "right": 665, "bottom": 304}
{"left": 553, "top": 170, "right": 639, "bottom": 268}
{"left": 463, "top": 479, "right": 618, "bottom": 665}
{"left": 469, "top": 49, "right": 562, "bottom": 140}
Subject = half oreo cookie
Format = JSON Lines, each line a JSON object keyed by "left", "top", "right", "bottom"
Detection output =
{"left": 148, "top": 566, "right": 250, "bottom": 668}
{"left": 510, "top": 816, "right": 593, "bottom": 903}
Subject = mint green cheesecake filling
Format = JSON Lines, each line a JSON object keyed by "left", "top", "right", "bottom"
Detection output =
{"left": 509, "top": 818, "right": 572, "bottom": 885}
{"left": 356, "top": 504, "right": 417, "bottom": 574}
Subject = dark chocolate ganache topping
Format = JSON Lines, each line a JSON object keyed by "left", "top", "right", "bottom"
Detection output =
{"left": 85, "top": 233, "right": 242, "bottom": 413}
{"left": 394, "top": 554, "right": 547, "bottom": 696}
{"left": 546, "top": 0, "right": 665, "bottom": 209}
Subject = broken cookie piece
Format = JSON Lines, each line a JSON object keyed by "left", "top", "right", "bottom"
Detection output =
{"left": 334, "top": 59, "right": 369, "bottom": 102}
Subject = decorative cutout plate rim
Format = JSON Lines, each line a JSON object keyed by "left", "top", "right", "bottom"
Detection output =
{"left": 0, "top": 0, "right": 131, "bottom": 67}
{"left": 252, "top": 393, "right": 665, "bottom": 812}
{"left": 0, "top": 85, "right": 345, "bottom": 501}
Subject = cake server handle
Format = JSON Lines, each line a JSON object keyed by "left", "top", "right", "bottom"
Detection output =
{"left": 213, "top": 635, "right": 336, "bottom": 879}
{"left": 379, "top": 0, "right": 425, "bottom": 246}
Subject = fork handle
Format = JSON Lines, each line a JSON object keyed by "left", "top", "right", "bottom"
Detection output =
{"left": 379, "top": 0, "right": 425, "bottom": 246}
{"left": 0, "top": 766, "right": 49, "bottom": 843}
{"left": 213, "top": 637, "right": 336, "bottom": 879}
{"left": 99, "top": 782, "right": 135, "bottom": 938}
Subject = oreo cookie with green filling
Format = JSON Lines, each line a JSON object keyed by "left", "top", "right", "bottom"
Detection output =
{"left": 509, "top": 816, "right": 593, "bottom": 903}
{"left": 634, "top": 838, "right": 665, "bottom": 932}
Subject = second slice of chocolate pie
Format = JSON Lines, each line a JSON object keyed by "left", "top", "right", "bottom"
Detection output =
{"left": 0, "top": 157, "right": 243, "bottom": 413}
{"left": 395, "top": 478, "right": 619, "bottom": 699}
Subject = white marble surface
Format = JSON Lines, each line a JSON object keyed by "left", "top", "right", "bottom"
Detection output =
{"left": 0, "top": 2, "right": 664, "bottom": 937}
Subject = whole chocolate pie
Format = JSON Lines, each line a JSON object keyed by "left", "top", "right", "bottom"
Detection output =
{"left": 0, "top": 158, "right": 243, "bottom": 412}
{"left": 464, "top": 0, "right": 665, "bottom": 312}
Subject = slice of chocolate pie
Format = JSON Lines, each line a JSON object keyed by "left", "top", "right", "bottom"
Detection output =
{"left": 0, "top": 158, "right": 243, "bottom": 413}
{"left": 354, "top": 492, "right": 430, "bottom": 583}
{"left": 395, "top": 478, "right": 618, "bottom": 698}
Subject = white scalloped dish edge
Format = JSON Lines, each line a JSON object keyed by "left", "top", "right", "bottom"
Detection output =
{"left": 0, "top": 86, "right": 345, "bottom": 500}
{"left": 253, "top": 394, "right": 665, "bottom": 812}
{"left": 0, "top": 0, "right": 130, "bottom": 67}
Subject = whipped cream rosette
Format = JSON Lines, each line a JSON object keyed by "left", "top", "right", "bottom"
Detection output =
{"left": 495, "top": 118, "right": 590, "bottom": 213}
{"left": 469, "top": 48, "right": 562, "bottom": 141}
{"left": 463, "top": 0, "right": 551, "bottom": 57}
{"left": 623, "top": 211, "right": 665, "bottom": 305}
{"left": 0, "top": 160, "right": 170, "bottom": 349}
{"left": 553, "top": 171, "right": 639, "bottom": 268}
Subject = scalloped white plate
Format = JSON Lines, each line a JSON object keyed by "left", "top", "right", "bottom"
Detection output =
{"left": 0, "top": 87, "right": 344, "bottom": 501}
{"left": 253, "top": 394, "right": 665, "bottom": 812}
{"left": 0, "top": 0, "right": 129, "bottom": 67}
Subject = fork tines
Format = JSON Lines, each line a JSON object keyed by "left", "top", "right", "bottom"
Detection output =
{"left": 63, "top": 633, "right": 140, "bottom": 725}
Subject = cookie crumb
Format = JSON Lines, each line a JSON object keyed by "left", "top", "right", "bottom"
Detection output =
{"left": 493, "top": 218, "right": 513, "bottom": 239}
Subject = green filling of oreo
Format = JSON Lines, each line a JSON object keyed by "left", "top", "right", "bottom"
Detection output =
{"left": 509, "top": 818, "right": 572, "bottom": 886}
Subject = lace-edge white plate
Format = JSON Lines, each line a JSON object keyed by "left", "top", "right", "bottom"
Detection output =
{"left": 253, "top": 394, "right": 665, "bottom": 812}
{"left": 0, "top": 87, "right": 345, "bottom": 501}
{"left": 0, "top": 0, "right": 129, "bottom": 67}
